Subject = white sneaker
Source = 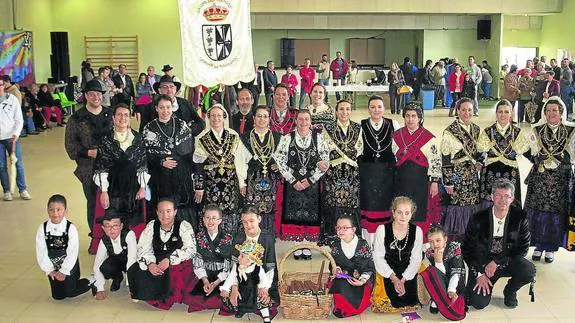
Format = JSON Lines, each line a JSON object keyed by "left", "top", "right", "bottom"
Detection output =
{"left": 20, "top": 190, "right": 32, "bottom": 200}
{"left": 3, "top": 193, "right": 13, "bottom": 201}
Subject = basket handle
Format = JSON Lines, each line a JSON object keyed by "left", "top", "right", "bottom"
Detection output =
{"left": 278, "top": 242, "right": 337, "bottom": 284}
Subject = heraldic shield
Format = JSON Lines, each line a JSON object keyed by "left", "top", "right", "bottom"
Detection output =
{"left": 202, "top": 24, "right": 232, "bottom": 61}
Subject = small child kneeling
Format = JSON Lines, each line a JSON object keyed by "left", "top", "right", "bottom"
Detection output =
{"left": 35, "top": 194, "right": 91, "bottom": 300}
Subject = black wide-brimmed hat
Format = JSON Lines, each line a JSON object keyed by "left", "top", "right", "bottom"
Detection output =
{"left": 153, "top": 75, "right": 181, "bottom": 93}
{"left": 161, "top": 64, "right": 174, "bottom": 72}
{"left": 82, "top": 79, "right": 106, "bottom": 94}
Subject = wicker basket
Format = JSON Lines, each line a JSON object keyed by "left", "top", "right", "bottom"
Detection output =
{"left": 278, "top": 243, "right": 337, "bottom": 320}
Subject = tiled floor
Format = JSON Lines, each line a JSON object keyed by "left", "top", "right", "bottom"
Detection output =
{"left": 0, "top": 98, "right": 573, "bottom": 322}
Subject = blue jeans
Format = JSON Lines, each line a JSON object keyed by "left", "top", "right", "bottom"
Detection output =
{"left": 560, "top": 85, "right": 573, "bottom": 116}
{"left": 0, "top": 139, "right": 27, "bottom": 193}
{"left": 319, "top": 79, "right": 329, "bottom": 102}
{"left": 482, "top": 82, "right": 492, "bottom": 99}
{"left": 20, "top": 115, "right": 36, "bottom": 135}
{"left": 298, "top": 87, "right": 308, "bottom": 109}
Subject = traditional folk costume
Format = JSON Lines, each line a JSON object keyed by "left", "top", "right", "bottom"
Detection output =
{"left": 187, "top": 229, "right": 233, "bottom": 312}
{"left": 221, "top": 231, "right": 279, "bottom": 319}
{"left": 393, "top": 126, "right": 442, "bottom": 238}
{"left": 269, "top": 107, "right": 296, "bottom": 236}
{"left": 463, "top": 207, "right": 535, "bottom": 310}
{"left": 93, "top": 129, "right": 149, "bottom": 235}
{"left": 477, "top": 122, "right": 529, "bottom": 209}
{"left": 35, "top": 218, "right": 91, "bottom": 300}
{"left": 93, "top": 229, "right": 137, "bottom": 293}
{"left": 194, "top": 128, "right": 249, "bottom": 234}
{"left": 274, "top": 130, "right": 330, "bottom": 241}
{"left": 128, "top": 219, "right": 197, "bottom": 310}
{"left": 306, "top": 102, "right": 334, "bottom": 132}
{"left": 142, "top": 117, "right": 197, "bottom": 227}
{"left": 329, "top": 236, "right": 374, "bottom": 318}
{"left": 241, "top": 129, "right": 282, "bottom": 236}
{"left": 319, "top": 120, "right": 363, "bottom": 245}
{"left": 359, "top": 118, "right": 400, "bottom": 244}
{"left": 372, "top": 223, "right": 423, "bottom": 312}
{"left": 420, "top": 241, "right": 466, "bottom": 321}
{"left": 441, "top": 120, "right": 482, "bottom": 238}
{"left": 524, "top": 121, "right": 575, "bottom": 252}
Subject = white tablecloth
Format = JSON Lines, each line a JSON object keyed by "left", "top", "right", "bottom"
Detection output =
{"left": 324, "top": 85, "right": 389, "bottom": 93}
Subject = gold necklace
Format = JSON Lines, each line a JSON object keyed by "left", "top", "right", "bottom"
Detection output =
{"left": 202, "top": 131, "right": 234, "bottom": 175}
{"left": 249, "top": 130, "right": 275, "bottom": 177}
{"left": 114, "top": 129, "right": 130, "bottom": 144}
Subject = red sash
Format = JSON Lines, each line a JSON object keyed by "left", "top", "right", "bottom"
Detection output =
{"left": 393, "top": 127, "right": 434, "bottom": 168}
{"left": 420, "top": 266, "right": 466, "bottom": 321}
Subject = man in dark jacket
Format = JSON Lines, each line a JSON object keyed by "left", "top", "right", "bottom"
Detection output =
{"left": 240, "top": 64, "right": 262, "bottom": 109}
{"left": 138, "top": 75, "right": 205, "bottom": 135}
{"left": 262, "top": 60, "right": 277, "bottom": 107}
{"left": 111, "top": 64, "right": 135, "bottom": 106}
{"left": 64, "top": 79, "right": 114, "bottom": 247}
{"left": 462, "top": 179, "right": 535, "bottom": 310}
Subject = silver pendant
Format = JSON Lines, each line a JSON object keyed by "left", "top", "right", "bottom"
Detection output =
{"left": 377, "top": 144, "right": 381, "bottom": 150}
{"left": 168, "top": 137, "right": 174, "bottom": 143}
{"left": 168, "top": 144, "right": 174, "bottom": 149}
{"left": 299, "top": 168, "right": 307, "bottom": 176}
{"left": 218, "top": 149, "right": 223, "bottom": 155}
{"left": 376, "top": 153, "right": 380, "bottom": 158}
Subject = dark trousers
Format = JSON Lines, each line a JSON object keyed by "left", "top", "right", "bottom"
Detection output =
{"left": 534, "top": 99, "right": 544, "bottom": 123}
{"left": 48, "top": 261, "right": 89, "bottom": 300}
{"left": 518, "top": 99, "right": 530, "bottom": 123}
{"left": 466, "top": 257, "right": 535, "bottom": 310}
{"left": 81, "top": 180, "right": 97, "bottom": 233}
{"left": 265, "top": 92, "right": 273, "bottom": 107}
{"left": 450, "top": 92, "right": 462, "bottom": 110}
{"left": 100, "top": 257, "right": 126, "bottom": 280}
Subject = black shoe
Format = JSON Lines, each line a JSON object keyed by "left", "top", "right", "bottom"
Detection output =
{"left": 503, "top": 285, "right": 518, "bottom": 308}
{"left": 302, "top": 249, "right": 312, "bottom": 260}
{"left": 20, "top": 134, "right": 28, "bottom": 138}
{"left": 293, "top": 250, "right": 303, "bottom": 260}
{"left": 90, "top": 282, "right": 98, "bottom": 296}
{"left": 29, "top": 131, "right": 40, "bottom": 135}
{"left": 110, "top": 275, "right": 123, "bottom": 292}
{"left": 234, "top": 312, "right": 245, "bottom": 318}
{"left": 263, "top": 317, "right": 272, "bottom": 323}
{"left": 532, "top": 250, "right": 542, "bottom": 261}
{"left": 429, "top": 305, "right": 439, "bottom": 314}
{"left": 72, "top": 278, "right": 92, "bottom": 297}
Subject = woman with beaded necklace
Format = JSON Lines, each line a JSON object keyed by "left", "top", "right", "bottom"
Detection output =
{"left": 318, "top": 99, "right": 363, "bottom": 245}
{"left": 240, "top": 105, "right": 282, "bottom": 236}
{"left": 440, "top": 98, "right": 482, "bottom": 240}
{"left": 306, "top": 82, "right": 334, "bottom": 132}
{"left": 477, "top": 100, "right": 529, "bottom": 209}
{"left": 274, "top": 109, "right": 330, "bottom": 258}
{"left": 269, "top": 84, "right": 297, "bottom": 135}
{"left": 359, "top": 95, "right": 400, "bottom": 245}
{"left": 142, "top": 95, "right": 197, "bottom": 227}
{"left": 194, "top": 104, "right": 249, "bottom": 235}
{"left": 93, "top": 104, "right": 149, "bottom": 230}
{"left": 392, "top": 103, "right": 441, "bottom": 240}
{"left": 371, "top": 196, "right": 423, "bottom": 313}
{"left": 524, "top": 97, "right": 575, "bottom": 263}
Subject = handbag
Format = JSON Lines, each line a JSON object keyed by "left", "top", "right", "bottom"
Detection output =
{"left": 526, "top": 100, "right": 537, "bottom": 123}
{"left": 397, "top": 85, "right": 412, "bottom": 95}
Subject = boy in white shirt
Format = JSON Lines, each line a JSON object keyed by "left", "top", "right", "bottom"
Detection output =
{"left": 35, "top": 194, "right": 91, "bottom": 300}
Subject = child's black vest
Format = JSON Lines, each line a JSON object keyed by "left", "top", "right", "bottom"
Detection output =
{"left": 152, "top": 220, "right": 183, "bottom": 261}
{"left": 44, "top": 220, "right": 72, "bottom": 271}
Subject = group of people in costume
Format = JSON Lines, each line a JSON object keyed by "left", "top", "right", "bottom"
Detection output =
{"left": 36, "top": 76, "right": 574, "bottom": 321}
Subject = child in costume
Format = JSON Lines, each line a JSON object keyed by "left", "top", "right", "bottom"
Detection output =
{"left": 92, "top": 211, "right": 137, "bottom": 300}
{"left": 420, "top": 224, "right": 466, "bottom": 321}
{"left": 35, "top": 194, "right": 91, "bottom": 300}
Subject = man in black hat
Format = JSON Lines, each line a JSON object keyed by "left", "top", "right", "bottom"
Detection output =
{"left": 138, "top": 75, "right": 205, "bottom": 135}
{"left": 65, "top": 79, "right": 113, "bottom": 252}
{"left": 91, "top": 211, "right": 137, "bottom": 300}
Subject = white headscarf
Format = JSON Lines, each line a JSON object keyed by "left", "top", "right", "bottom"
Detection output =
{"left": 532, "top": 96, "right": 575, "bottom": 127}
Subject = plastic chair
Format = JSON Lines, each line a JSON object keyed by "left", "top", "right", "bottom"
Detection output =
{"left": 57, "top": 92, "right": 77, "bottom": 114}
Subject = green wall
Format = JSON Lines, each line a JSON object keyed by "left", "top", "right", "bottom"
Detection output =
{"left": 252, "top": 29, "right": 422, "bottom": 67}
{"left": 503, "top": 29, "right": 541, "bottom": 48}
{"left": 423, "top": 29, "right": 490, "bottom": 62}
{"left": 540, "top": 0, "right": 575, "bottom": 58}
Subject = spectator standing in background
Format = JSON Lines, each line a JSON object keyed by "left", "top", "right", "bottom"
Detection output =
{"left": 298, "top": 58, "right": 316, "bottom": 109}
{"left": 466, "top": 56, "right": 482, "bottom": 116}
{"left": 263, "top": 60, "right": 278, "bottom": 107}
{"left": 330, "top": 51, "right": 349, "bottom": 101}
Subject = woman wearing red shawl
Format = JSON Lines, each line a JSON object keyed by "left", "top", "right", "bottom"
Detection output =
{"left": 392, "top": 103, "right": 442, "bottom": 239}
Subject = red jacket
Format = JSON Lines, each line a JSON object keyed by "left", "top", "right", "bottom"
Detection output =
{"left": 330, "top": 58, "right": 349, "bottom": 80}
{"left": 299, "top": 67, "right": 316, "bottom": 94}
{"left": 448, "top": 71, "right": 466, "bottom": 92}
{"left": 281, "top": 73, "right": 298, "bottom": 96}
